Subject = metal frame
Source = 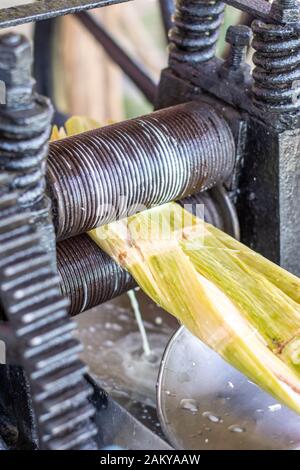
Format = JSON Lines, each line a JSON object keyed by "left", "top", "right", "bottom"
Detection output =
{"left": 1, "top": 0, "right": 300, "bottom": 451}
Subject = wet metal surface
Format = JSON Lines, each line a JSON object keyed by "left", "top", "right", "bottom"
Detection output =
{"left": 157, "top": 326, "right": 300, "bottom": 450}
{"left": 90, "top": 379, "right": 171, "bottom": 450}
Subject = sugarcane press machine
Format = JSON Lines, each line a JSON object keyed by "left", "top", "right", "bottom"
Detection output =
{"left": 0, "top": 0, "right": 299, "bottom": 451}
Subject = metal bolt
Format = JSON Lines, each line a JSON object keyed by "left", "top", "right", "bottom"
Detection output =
{"left": 225, "top": 25, "right": 252, "bottom": 70}
{"left": 0, "top": 32, "right": 33, "bottom": 100}
{"left": 270, "top": 0, "right": 300, "bottom": 23}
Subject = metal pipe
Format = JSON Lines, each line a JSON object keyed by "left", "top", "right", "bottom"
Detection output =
{"left": 76, "top": 12, "right": 157, "bottom": 105}
{"left": 47, "top": 102, "right": 235, "bottom": 241}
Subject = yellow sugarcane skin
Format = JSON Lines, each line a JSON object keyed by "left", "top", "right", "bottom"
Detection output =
{"left": 89, "top": 202, "right": 300, "bottom": 414}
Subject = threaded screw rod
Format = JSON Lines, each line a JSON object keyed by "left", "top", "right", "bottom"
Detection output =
{"left": 252, "top": 0, "right": 300, "bottom": 112}
{"left": 47, "top": 102, "right": 235, "bottom": 241}
{"left": 168, "top": 0, "right": 225, "bottom": 64}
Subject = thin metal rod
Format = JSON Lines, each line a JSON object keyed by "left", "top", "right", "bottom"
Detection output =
{"left": 33, "top": 19, "right": 69, "bottom": 126}
{"left": 158, "top": 0, "right": 174, "bottom": 42}
{"left": 0, "top": 0, "right": 130, "bottom": 29}
{"left": 76, "top": 11, "right": 157, "bottom": 105}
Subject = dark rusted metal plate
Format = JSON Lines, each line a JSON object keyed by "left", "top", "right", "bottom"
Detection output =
{"left": 157, "top": 326, "right": 300, "bottom": 450}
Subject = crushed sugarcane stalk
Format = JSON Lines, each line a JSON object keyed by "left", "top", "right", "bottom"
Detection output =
{"left": 89, "top": 202, "right": 300, "bottom": 414}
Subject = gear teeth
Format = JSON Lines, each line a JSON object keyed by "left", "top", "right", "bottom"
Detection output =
{"left": 0, "top": 233, "right": 42, "bottom": 258}
{"left": 34, "top": 360, "right": 89, "bottom": 400}
{"left": 1, "top": 265, "right": 54, "bottom": 292}
{"left": 0, "top": 174, "right": 97, "bottom": 449}
{"left": 40, "top": 381, "right": 94, "bottom": 420}
{"left": 0, "top": 245, "right": 46, "bottom": 271}
{"left": 17, "top": 317, "right": 74, "bottom": 344}
{"left": 3, "top": 252, "right": 53, "bottom": 277}
{"left": 47, "top": 423, "right": 98, "bottom": 450}
{"left": 8, "top": 286, "right": 62, "bottom": 315}
{"left": 42, "top": 403, "right": 96, "bottom": 438}
{"left": 20, "top": 297, "right": 70, "bottom": 324}
{"left": 28, "top": 340, "right": 83, "bottom": 377}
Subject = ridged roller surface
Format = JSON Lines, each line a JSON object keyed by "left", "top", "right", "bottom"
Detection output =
{"left": 47, "top": 102, "right": 235, "bottom": 241}
{"left": 57, "top": 234, "right": 135, "bottom": 316}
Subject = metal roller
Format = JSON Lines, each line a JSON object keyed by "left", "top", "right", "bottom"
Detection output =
{"left": 47, "top": 102, "right": 236, "bottom": 241}
{"left": 57, "top": 234, "right": 136, "bottom": 316}
{"left": 57, "top": 187, "right": 239, "bottom": 316}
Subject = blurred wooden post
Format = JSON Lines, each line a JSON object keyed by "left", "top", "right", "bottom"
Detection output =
{"left": 55, "top": 8, "right": 124, "bottom": 123}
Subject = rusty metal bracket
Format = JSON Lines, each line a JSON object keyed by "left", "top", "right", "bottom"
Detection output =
{"left": 0, "top": 0, "right": 131, "bottom": 29}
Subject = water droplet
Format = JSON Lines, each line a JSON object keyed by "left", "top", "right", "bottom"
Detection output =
{"left": 227, "top": 381, "right": 234, "bottom": 389}
{"left": 255, "top": 409, "right": 264, "bottom": 414}
{"left": 202, "top": 411, "right": 221, "bottom": 423}
{"left": 268, "top": 404, "right": 281, "bottom": 412}
{"left": 155, "top": 316, "right": 163, "bottom": 325}
{"left": 192, "top": 362, "right": 196, "bottom": 367}
{"left": 228, "top": 425, "right": 245, "bottom": 433}
{"left": 205, "top": 438, "right": 209, "bottom": 443}
{"left": 179, "top": 398, "right": 199, "bottom": 413}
